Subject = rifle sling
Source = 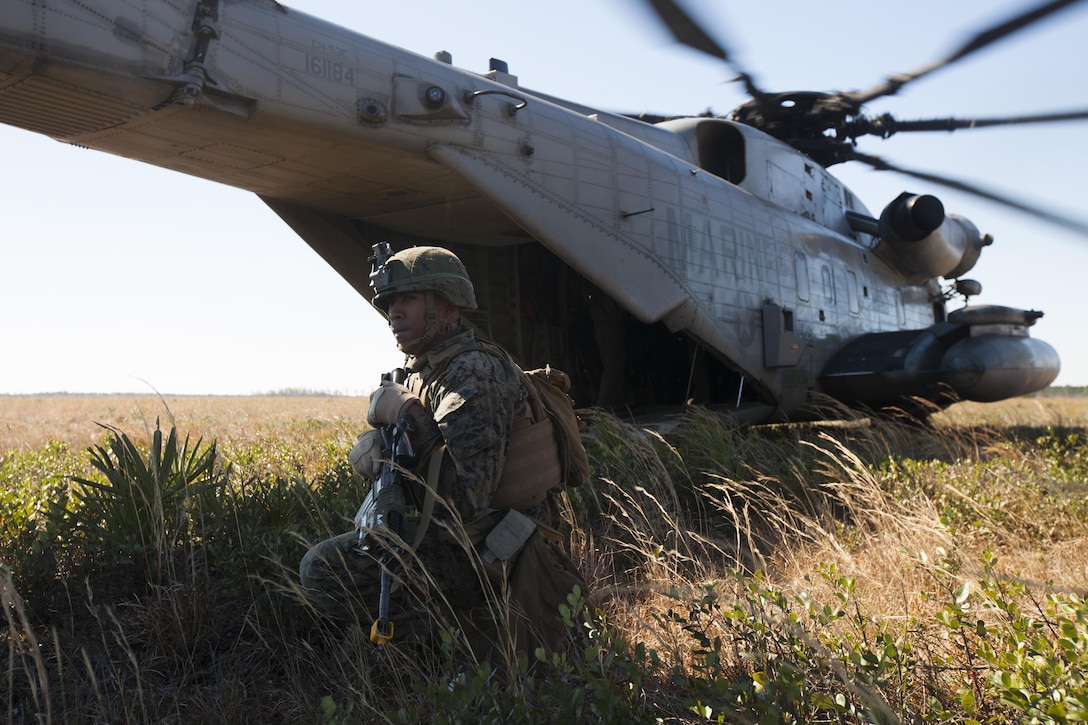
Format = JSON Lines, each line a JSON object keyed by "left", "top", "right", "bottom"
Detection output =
{"left": 385, "top": 444, "right": 444, "bottom": 598}
{"left": 410, "top": 443, "right": 445, "bottom": 552}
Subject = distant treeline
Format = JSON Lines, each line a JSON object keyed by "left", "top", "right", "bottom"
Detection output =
{"left": 6, "top": 386, "right": 1085, "bottom": 399}
{"left": 260, "top": 388, "right": 342, "bottom": 397}
{"left": 1039, "top": 385, "right": 1088, "bottom": 398}
{"left": 0, "top": 389, "right": 354, "bottom": 398}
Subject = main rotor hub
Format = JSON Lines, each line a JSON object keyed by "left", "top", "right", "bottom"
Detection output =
{"left": 728, "top": 91, "right": 863, "bottom": 167}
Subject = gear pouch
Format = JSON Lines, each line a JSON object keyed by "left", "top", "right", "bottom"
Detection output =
{"left": 481, "top": 509, "right": 537, "bottom": 577}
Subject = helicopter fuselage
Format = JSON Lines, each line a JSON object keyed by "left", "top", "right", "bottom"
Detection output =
{"left": 0, "top": 0, "right": 1059, "bottom": 417}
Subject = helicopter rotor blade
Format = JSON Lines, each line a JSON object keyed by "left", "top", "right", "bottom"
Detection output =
{"left": 845, "top": 149, "right": 1088, "bottom": 237}
{"left": 843, "top": 0, "right": 1087, "bottom": 107}
{"left": 856, "top": 108, "right": 1088, "bottom": 138}
{"left": 642, "top": 0, "right": 767, "bottom": 99}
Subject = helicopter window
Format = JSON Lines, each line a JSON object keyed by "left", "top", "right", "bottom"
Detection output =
{"left": 821, "top": 265, "right": 834, "bottom": 302}
{"left": 794, "top": 252, "right": 810, "bottom": 301}
{"left": 846, "top": 271, "right": 860, "bottom": 314}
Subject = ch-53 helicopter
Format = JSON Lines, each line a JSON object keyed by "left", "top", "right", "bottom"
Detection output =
{"left": 1, "top": 0, "right": 1084, "bottom": 421}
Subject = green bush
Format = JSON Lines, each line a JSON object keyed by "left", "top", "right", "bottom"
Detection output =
{"left": 398, "top": 587, "right": 659, "bottom": 725}
{"left": 0, "top": 439, "right": 81, "bottom": 602}
{"left": 65, "top": 423, "right": 229, "bottom": 581}
{"left": 926, "top": 548, "right": 1088, "bottom": 724}
{"left": 55, "top": 423, "right": 367, "bottom": 590}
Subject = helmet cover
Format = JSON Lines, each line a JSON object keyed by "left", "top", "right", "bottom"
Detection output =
{"left": 370, "top": 246, "right": 477, "bottom": 312}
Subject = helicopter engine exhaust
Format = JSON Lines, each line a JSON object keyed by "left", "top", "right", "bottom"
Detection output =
{"left": 871, "top": 192, "right": 992, "bottom": 284}
{"left": 881, "top": 193, "right": 944, "bottom": 241}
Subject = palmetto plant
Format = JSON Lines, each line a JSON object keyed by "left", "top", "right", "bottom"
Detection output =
{"left": 68, "top": 423, "right": 228, "bottom": 579}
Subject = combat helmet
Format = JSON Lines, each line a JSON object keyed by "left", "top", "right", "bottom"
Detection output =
{"left": 370, "top": 245, "right": 477, "bottom": 312}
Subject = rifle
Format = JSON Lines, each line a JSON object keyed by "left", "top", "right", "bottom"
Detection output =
{"left": 354, "top": 369, "right": 416, "bottom": 647}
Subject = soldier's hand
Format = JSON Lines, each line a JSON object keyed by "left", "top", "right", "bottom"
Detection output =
{"left": 348, "top": 429, "right": 383, "bottom": 480}
{"left": 367, "top": 380, "right": 421, "bottom": 427}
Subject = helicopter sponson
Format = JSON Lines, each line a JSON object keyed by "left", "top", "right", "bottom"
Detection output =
{"left": 820, "top": 302, "right": 1059, "bottom": 408}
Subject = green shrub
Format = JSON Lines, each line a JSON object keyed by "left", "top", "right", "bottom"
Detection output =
{"left": 656, "top": 567, "right": 903, "bottom": 724}
{"left": 398, "top": 587, "right": 660, "bottom": 725}
{"left": 65, "top": 423, "right": 229, "bottom": 581}
{"left": 926, "top": 548, "right": 1088, "bottom": 724}
{"left": 57, "top": 422, "right": 367, "bottom": 589}
{"left": 0, "top": 439, "right": 82, "bottom": 602}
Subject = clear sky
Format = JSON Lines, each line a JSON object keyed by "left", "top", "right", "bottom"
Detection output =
{"left": 2, "top": 0, "right": 1087, "bottom": 395}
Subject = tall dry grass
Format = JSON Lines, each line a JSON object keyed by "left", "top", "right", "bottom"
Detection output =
{"left": 574, "top": 398, "right": 1088, "bottom": 721}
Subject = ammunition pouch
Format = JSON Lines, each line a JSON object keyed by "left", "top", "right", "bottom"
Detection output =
{"left": 491, "top": 416, "right": 562, "bottom": 511}
{"left": 480, "top": 509, "right": 537, "bottom": 579}
{"left": 405, "top": 335, "right": 581, "bottom": 516}
{"left": 476, "top": 508, "right": 586, "bottom": 655}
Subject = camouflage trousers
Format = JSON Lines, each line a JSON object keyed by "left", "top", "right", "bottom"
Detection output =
{"left": 299, "top": 512, "right": 585, "bottom": 661}
{"left": 298, "top": 523, "right": 485, "bottom": 639}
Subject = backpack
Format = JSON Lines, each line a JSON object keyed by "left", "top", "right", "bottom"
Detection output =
{"left": 522, "top": 365, "right": 589, "bottom": 490}
{"left": 490, "top": 363, "right": 588, "bottom": 510}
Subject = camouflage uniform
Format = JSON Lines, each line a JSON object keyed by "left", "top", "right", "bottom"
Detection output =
{"left": 298, "top": 327, "right": 531, "bottom": 624}
{"left": 299, "top": 244, "right": 578, "bottom": 646}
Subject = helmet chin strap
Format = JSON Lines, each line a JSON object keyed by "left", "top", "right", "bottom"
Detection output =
{"left": 396, "top": 290, "right": 458, "bottom": 355}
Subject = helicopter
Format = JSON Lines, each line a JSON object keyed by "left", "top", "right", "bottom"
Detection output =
{"left": 0, "top": 0, "right": 1085, "bottom": 420}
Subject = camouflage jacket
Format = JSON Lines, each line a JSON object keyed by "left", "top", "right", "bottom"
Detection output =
{"left": 401, "top": 327, "right": 531, "bottom": 525}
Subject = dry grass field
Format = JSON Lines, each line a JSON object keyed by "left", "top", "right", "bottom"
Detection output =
{"left": 933, "top": 395, "right": 1088, "bottom": 427}
{"left": 0, "top": 394, "right": 370, "bottom": 452}
{"left": 4, "top": 392, "right": 1086, "bottom": 451}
